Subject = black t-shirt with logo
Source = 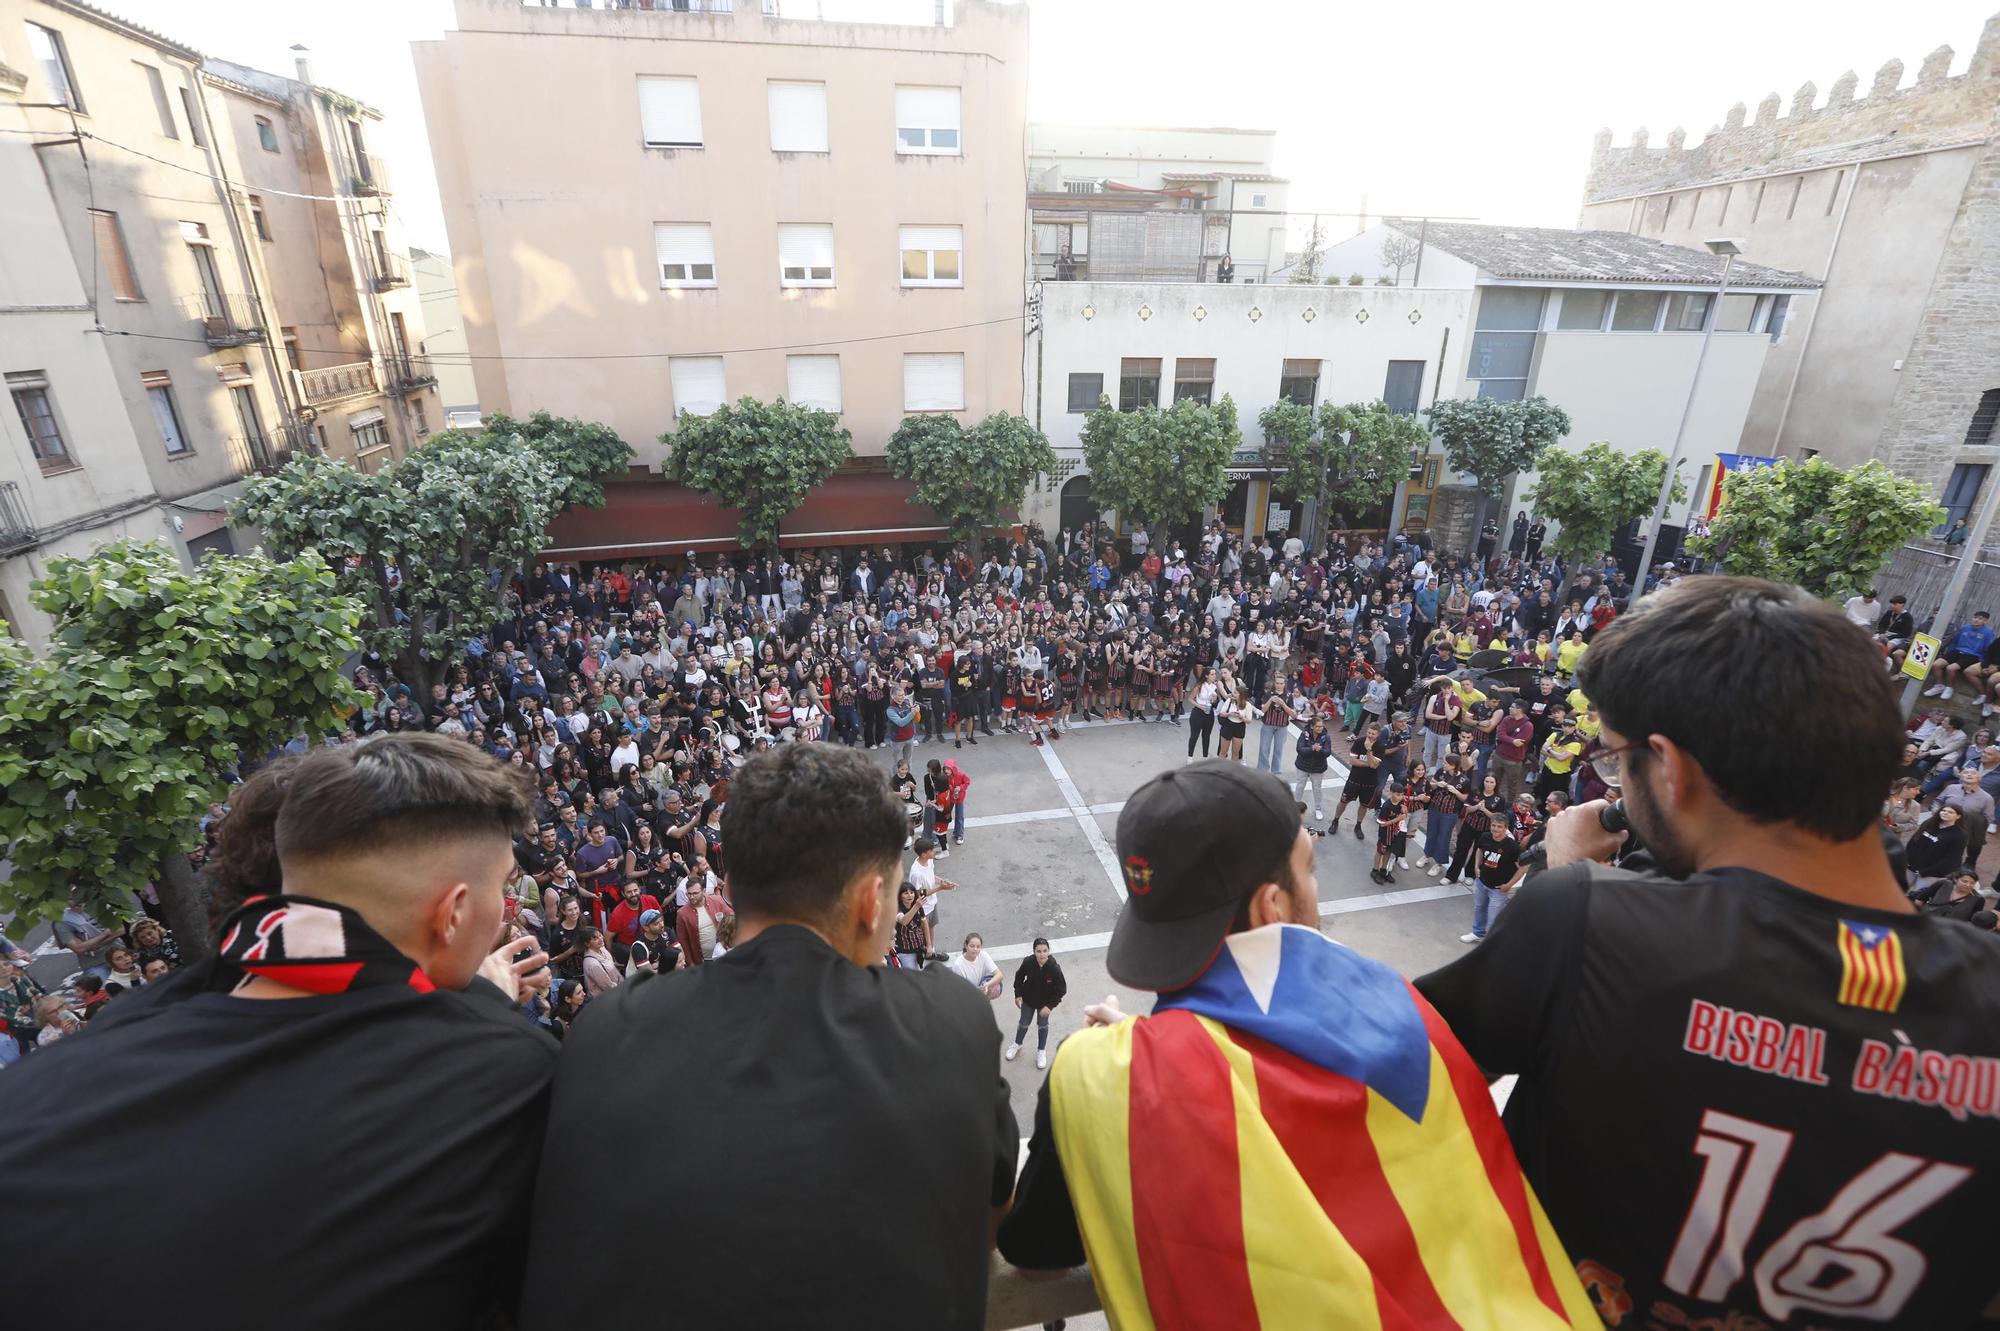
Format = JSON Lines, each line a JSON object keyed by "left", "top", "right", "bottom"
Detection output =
{"left": 1417, "top": 864, "right": 2000, "bottom": 1330}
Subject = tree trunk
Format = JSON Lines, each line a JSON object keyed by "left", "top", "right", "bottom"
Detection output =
{"left": 155, "top": 851, "right": 214, "bottom": 960}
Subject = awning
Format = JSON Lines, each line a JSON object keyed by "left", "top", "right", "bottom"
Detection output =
{"left": 777, "top": 471, "right": 951, "bottom": 549}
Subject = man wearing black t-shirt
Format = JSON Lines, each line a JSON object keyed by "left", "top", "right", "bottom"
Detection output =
{"left": 522, "top": 743, "right": 1016, "bottom": 1330}
{"left": 1418, "top": 578, "right": 2000, "bottom": 1330}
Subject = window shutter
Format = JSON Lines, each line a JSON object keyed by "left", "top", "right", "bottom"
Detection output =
{"left": 786, "top": 355, "right": 842, "bottom": 411}
{"left": 638, "top": 77, "right": 702, "bottom": 147}
{"left": 767, "top": 82, "right": 828, "bottom": 153}
{"left": 670, "top": 357, "right": 727, "bottom": 417}
{"left": 777, "top": 224, "right": 835, "bottom": 282}
{"left": 91, "top": 210, "right": 141, "bottom": 301}
{"left": 898, "top": 225, "right": 962, "bottom": 254}
{"left": 654, "top": 223, "right": 716, "bottom": 284}
{"left": 903, "top": 353, "right": 964, "bottom": 412}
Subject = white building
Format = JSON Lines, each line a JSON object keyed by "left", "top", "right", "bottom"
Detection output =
{"left": 411, "top": 248, "right": 479, "bottom": 428}
{"left": 1033, "top": 220, "right": 1818, "bottom": 554}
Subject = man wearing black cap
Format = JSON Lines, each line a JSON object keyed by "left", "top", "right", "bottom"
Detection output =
{"left": 996, "top": 760, "right": 1595, "bottom": 1327}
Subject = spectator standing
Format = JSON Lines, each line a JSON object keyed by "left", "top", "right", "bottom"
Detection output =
{"left": 942, "top": 932, "right": 1003, "bottom": 999}
{"left": 1006, "top": 938, "right": 1067, "bottom": 1070}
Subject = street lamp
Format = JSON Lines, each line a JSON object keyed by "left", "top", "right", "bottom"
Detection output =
{"left": 1635, "top": 237, "right": 1742, "bottom": 594}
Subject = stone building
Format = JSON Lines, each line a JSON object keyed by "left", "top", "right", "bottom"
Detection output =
{"left": 1577, "top": 14, "right": 2000, "bottom": 531}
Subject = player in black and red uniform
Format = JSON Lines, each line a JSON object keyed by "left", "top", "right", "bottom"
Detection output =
{"left": 1419, "top": 576, "right": 2000, "bottom": 1331}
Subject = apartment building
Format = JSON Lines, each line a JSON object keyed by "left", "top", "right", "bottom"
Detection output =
{"left": 414, "top": 0, "right": 1030, "bottom": 558}
{"left": 411, "top": 246, "right": 480, "bottom": 427}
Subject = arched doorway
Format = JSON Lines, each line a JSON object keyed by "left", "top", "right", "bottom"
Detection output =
{"left": 1060, "top": 473, "right": 1097, "bottom": 534}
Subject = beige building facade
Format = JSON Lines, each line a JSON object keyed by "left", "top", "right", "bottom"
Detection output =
{"left": 415, "top": 0, "right": 1029, "bottom": 556}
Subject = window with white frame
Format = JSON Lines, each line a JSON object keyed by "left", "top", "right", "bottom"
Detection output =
{"left": 899, "top": 225, "right": 963, "bottom": 287}
{"left": 26, "top": 23, "right": 82, "bottom": 112}
{"left": 655, "top": 223, "right": 717, "bottom": 288}
{"left": 895, "top": 86, "right": 960, "bottom": 155}
{"left": 767, "top": 81, "right": 828, "bottom": 153}
{"left": 142, "top": 372, "right": 190, "bottom": 455}
{"left": 786, "top": 355, "right": 842, "bottom": 411}
{"left": 777, "top": 224, "right": 835, "bottom": 287}
{"left": 670, "top": 356, "right": 727, "bottom": 417}
{"left": 903, "top": 353, "right": 964, "bottom": 412}
{"left": 638, "top": 76, "right": 703, "bottom": 148}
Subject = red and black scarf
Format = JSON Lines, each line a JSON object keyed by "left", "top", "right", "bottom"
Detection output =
{"left": 213, "top": 894, "right": 436, "bottom": 996}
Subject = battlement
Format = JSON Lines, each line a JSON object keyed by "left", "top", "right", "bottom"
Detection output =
{"left": 1584, "top": 14, "right": 2000, "bottom": 202}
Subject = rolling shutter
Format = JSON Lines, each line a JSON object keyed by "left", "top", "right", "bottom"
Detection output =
{"left": 777, "top": 224, "right": 835, "bottom": 283}
{"left": 786, "top": 355, "right": 842, "bottom": 411}
{"left": 767, "top": 82, "right": 828, "bottom": 153}
{"left": 654, "top": 223, "right": 716, "bottom": 285}
{"left": 670, "top": 356, "right": 727, "bottom": 417}
{"left": 903, "top": 353, "right": 964, "bottom": 412}
{"left": 638, "top": 77, "right": 702, "bottom": 147}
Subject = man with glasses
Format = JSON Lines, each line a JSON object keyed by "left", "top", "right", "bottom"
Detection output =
{"left": 1417, "top": 577, "right": 2000, "bottom": 1330}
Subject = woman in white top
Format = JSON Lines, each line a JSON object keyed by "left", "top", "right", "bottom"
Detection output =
{"left": 1217, "top": 688, "right": 1252, "bottom": 762}
{"left": 581, "top": 928, "right": 622, "bottom": 996}
{"left": 793, "top": 689, "right": 826, "bottom": 743}
{"left": 1186, "top": 668, "right": 1222, "bottom": 760}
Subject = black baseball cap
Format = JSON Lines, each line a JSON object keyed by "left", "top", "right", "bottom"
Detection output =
{"left": 1107, "top": 760, "right": 1302, "bottom": 992}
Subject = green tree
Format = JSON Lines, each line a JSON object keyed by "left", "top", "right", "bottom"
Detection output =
{"left": 235, "top": 415, "right": 631, "bottom": 697}
{"left": 1266, "top": 401, "right": 1429, "bottom": 541}
{"left": 1690, "top": 458, "right": 1943, "bottom": 598}
{"left": 0, "top": 542, "right": 362, "bottom": 953}
{"left": 662, "top": 397, "right": 853, "bottom": 550}
{"left": 1080, "top": 395, "right": 1240, "bottom": 545}
{"left": 887, "top": 411, "right": 1056, "bottom": 564}
{"left": 1423, "top": 395, "right": 1573, "bottom": 542}
{"left": 1526, "top": 442, "right": 1685, "bottom": 561}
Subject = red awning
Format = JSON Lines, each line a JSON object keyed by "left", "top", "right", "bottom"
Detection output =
{"left": 778, "top": 472, "right": 950, "bottom": 549}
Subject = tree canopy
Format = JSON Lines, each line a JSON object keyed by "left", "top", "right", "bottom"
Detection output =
{"left": 233, "top": 413, "right": 631, "bottom": 696}
{"left": 1689, "top": 458, "right": 1943, "bottom": 599}
{"left": 1265, "top": 400, "right": 1429, "bottom": 532}
{"left": 1526, "top": 442, "right": 1684, "bottom": 560}
{"left": 662, "top": 397, "right": 852, "bottom": 550}
{"left": 1423, "top": 395, "right": 1572, "bottom": 495}
{"left": 1079, "top": 395, "right": 1240, "bottom": 536}
{"left": 886, "top": 411, "right": 1055, "bottom": 560}
{"left": 0, "top": 541, "right": 361, "bottom": 949}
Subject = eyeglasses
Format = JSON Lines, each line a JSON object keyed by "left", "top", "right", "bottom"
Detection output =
{"left": 1588, "top": 739, "right": 1649, "bottom": 787}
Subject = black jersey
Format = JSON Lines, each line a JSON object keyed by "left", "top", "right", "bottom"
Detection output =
{"left": 1417, "top": 863, "right": 2000, "bottom": 1330}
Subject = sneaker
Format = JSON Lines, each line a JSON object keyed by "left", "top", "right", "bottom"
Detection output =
{"left": 954, "top": 836, "right": 964, "bottom": 845}
{"left": 1368, "top": 868, "right": 1385, "bottom": 883}
{"left": 1049, "top": 730, "right": 1061, "bottom": 741}
{"left": 1381, "top": 872, "right": 1397, "bottom": 885}
{"left": 1427, "top": 863, "right": 1442, "bottom": 877}
{"left": 1353, "top": 823, "right": 1365, "bottom": 840}
{"left": 1031, "top": 736, "right": 1044, "bottom": 746}
{"left": 955, "top": 740, "right": 962, "bottom": 749}
{"left": 967, "top": 736, "right": 978, "bottom": 746}
{"left": 1398, "top": 857, "right": 1412, "bottom": 871}
{"left": 1036, "top": 1050, "right": 1048, "bottom": 1070}
{"left": 1004, "top": 1043, "right": 1021, "bottom": 1061}
{"left": 1459, "top": 932, "right": 1481, "bottom": 944}
{"left": 936, "top": 848, "right": 949, "bottom": 860}
{"left": 1441, "top": 875, "right": 1459, "bottom": 886}
{"left": 1985, "top": 702, "right": 1994, "bottom": 720}
{"left": 1312, "top": 809, "right": 1325, "bottom": 822}
{"left": 1169, "top": 715, "right": 1183, "bottom": 727}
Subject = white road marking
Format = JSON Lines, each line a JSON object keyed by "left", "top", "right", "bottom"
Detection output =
{"left": 1035, "top": 738, "right": 1130, "bottom": 902}
{"left": 961, "top": 807, "right": 1077, "bottom": 830}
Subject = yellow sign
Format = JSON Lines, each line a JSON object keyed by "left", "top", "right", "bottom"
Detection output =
{"left": 1902, "top": 633, "right": 1941, "bottom": 681}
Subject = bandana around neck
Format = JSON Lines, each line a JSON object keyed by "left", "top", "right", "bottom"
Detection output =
{"left": 213, "top": 894, "right": 436, "bottom": 997}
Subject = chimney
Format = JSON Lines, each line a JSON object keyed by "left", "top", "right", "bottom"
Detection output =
{"left": 290, "top": 43, "right": 314, "bottom": 88}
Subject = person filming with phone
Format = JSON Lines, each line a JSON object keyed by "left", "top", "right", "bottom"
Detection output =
{"left": 1417, "top": 576, "right": 2000, "bottom": 1330}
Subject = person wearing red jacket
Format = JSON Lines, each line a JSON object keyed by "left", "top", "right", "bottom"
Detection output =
{"left": 675, "top": 877, "right": 734, "bottom": 966}
{"left": 1492, "top": 699, "right": 1536, "bottom": 806}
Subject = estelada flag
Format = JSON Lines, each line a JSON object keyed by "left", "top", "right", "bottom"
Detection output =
{"left": 1048, "top": 924, "right": 1597, "bottom": 1330}
{"left": 1836, "top": 918, "right": 1907, "bottom": 1014}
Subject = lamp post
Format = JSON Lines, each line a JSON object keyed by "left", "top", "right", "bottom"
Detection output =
{"left": 1635, "top": 238, "right": 1741, "bottom": 594}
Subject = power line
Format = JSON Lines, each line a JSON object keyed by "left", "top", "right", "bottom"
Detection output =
{"left": 2, "top": 123, "right": 379, "bottom": 205}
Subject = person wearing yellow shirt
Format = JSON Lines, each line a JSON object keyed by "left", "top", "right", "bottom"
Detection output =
{"left": 1555, "top": 630, "right": 1588, "bottom": 680}
{"left": 1534, "top": 710, "right": 1585, "bottom": 802}
{"left": 1453, "top": 629, "right": 1478, "bottom": 662}
{"left": 1567, "top": 685, "right": 1590, "bottom": 716}
{"left": 1574, "top": 707, "right": 1601, "bottom": 745}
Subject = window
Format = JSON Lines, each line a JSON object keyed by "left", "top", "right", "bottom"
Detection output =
{"left": 1249, "top": 192, "right": 1268, "bottom": 209}
{"left": 26, "top": 23, "right": 81, "bottom": 112}
{"left": 1965, "top": 389, "right": 2000, "bottom": 448}
{"left": 654, "top": 223, "right": 717, "bottom": 287}
{"left": 139, "top": 63, "right": 177, "bottom": 138}
{"left": 143, "top": 372, "right": 190, "bottom": 455}
{"left": 899, "top": 225, "right": 962, "bottom": 287}
{"left": 412, "top": 397, "right": 430, "bottom": 439}
{"left": 1173, "top": 357, "right": 1215, "bottom": 405}
{"left": 903, "top": 353, "right": 965, "bottom": 412}
{"left": 1469, "top": 289, "right": 1540, "bottom": 400}
{"left": 178, "top": 85, "right": 205, "bottom": 146}
{"left": 89, "top": 210, "right": 143, "bottom": 302}
{"left": 1557, "top": 290, "right": 1610, "bottom": 330}
{"left": 767, "top": 81, "right": 828, "bottom": 153}
{"left": 1278, "top": 358, "right": 1318, "bottom": 407}
{"left": 350, "top": 413, "right": 389, "bottom": 453}
{"left": 1765, "top": 294, "right": 1791, "bottom": 342}
{"left": 1715, "top": 293, "right": 1760, "bottom": 332}
{"left": 1939, "top": 464, "right": 1990, "bottom": 532}
{"left": 1476, "top": 288, "right": 1544, "bottom": 330}
{"left": 254, "top": 116, "right": 278, "bottom": 153}
{"left": 248, "top": 194, "right": 271, "bottom": 242}
{"left": 1664, "top": 292, "right": 1713, "bottom": 332}
{"left": 1066, "top": 372, "right": 1103, "bottom": 413}
{"left": 895, "top": 86, "right": 960, "bottom": 154}
{"left": 231, "top": 384, "right": 265, "bottom": 453}
{"left": 1383, "top": 360, "right": 1425, "bottom": 415}
{"left": 1118, "top": 357, "right": 1161, "bottom": 412}
{"left": 786, "top": 355, "right": 842, "bottom": 411}
{"left": 670, "top": 356, "right": 727, "bottom": 417}
{"left": 1611, "top": 291, "right": 1663, "bottom": 331}
{"left": 777, "top": 224, "right": 835, "bottom": 287}
{"left": 8, "top": 372, "right": 73, "bottom": 472}
{"left": 282, "top": 328, "right": 302, "bottom": 373}
{"left": 638, "top": 76, "right": 702, "bottom": 148}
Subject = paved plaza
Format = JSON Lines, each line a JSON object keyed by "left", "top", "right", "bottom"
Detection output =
{"left": 864, "top": 717, "right": 1475, "bottom": 1135}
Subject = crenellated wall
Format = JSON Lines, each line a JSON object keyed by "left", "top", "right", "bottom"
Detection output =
{"left": 1583, "top": 14, "right": 2000, "bottom": 203}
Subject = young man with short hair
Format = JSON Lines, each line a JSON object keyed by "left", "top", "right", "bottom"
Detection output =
{"left": 1928, "top": 608, "right": 1995, "bottom": 698}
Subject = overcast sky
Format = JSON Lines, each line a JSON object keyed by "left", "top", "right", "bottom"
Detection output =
{"left": 101, "top": 0, "right": 1994, "bottom": 255}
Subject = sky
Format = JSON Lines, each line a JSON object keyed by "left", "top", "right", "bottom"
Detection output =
{"left": 99, "top": 0, "right": 1996, "bottom": 255}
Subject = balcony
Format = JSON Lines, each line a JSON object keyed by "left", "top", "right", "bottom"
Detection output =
{"left": 352, "top": 152, "right": 391, "bottom": 197}
{"left": 0, "top": 480, "right": 35, "bottom": 556}
{"left": 186, "top": 292, "right": 263, "bottom": 348}
{"left": 371, "top": 251, "right": 411, "bottom": 292}
{"left": 293, "top": 360, "right": 379, "bottom": 405}
{"left": 224, "top": 433, "right": 285, "bottom": 476}
{"left": 387, "top": 352, "right": 437, "bottom": 393}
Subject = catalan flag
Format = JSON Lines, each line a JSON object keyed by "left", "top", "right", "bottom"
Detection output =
{"left": 1837, "top": 919, "right": 1907, "bottom": 1013}
{"left": 1047, "top": 924, "right": 1597, "bottom": 1330}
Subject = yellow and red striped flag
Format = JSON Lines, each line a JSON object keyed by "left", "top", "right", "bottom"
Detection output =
{"left": 1049, "top": 924, "right": 1597, "bottom": 1329}
{"left": 1836, "top": 918, "right": 1907, "bottom": 1013}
